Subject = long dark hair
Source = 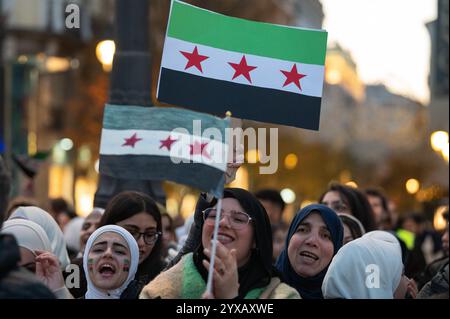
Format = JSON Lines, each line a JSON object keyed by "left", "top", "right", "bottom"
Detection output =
{"left": 319, "top": 183, "right": 376, "bottom": 232}
{"left": 99, "top": 191, "right": 164, "bottom": 283}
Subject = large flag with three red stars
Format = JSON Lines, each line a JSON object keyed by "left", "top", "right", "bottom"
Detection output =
{"left": 99, "top": 104, "right": 230, "bottom": 197}
{"left": 157, "top": 0, "right": 328, "bottom": 130}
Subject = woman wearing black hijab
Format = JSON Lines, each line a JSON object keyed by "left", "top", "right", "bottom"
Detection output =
{"left": 140, "top": 188, "right": 299, "bottom": 299}
{"left": 276, "top": 204, "right": 344, "bottom": 299}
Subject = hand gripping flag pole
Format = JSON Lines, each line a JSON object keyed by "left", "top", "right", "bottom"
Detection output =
{"left": 205, "top": 110, "right": 231, "bottom": 297}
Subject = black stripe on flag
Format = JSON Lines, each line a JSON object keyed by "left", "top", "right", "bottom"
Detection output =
{"left": 100, "top": 155, "right": 225, "bottom": 196}
{"left": 158, "top": 68, "right": 322, "bottom": 130}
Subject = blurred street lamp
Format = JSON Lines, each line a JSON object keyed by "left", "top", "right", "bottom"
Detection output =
{"left": 406, "top": 178, "right": 420, "bottom": 194}
{"left": 246, "top": 149, "right": 260, "bottom": 163}
{"left": 180, "top": 194, "right": 197, "bottom": 219}
{"left": 326, "top": 69, "right": 342, "bottom": 85}
{"left": 94, "top": 159, "right": 100, "bottom": 173}
{"left": 45, "top": 57, "right": 71, "bottom": 73}
{"left": 430, "top": 131, "right": 449, "bottom": 163}
{"left": 280, "top": 188, "right": 296, "bottom": 204}
{"left": 59, "top": 138, "right": 73, "bottom": 151}
{"left": 430, "top": 131, "right": 448, "bottom": 152}
{"left": 227, "top": 166, "right": 249, "bottom": 190}
{"left": 18, "top": 55, "right": 28, "bottom": 64}
{"left": 284, "top": 153, "right": 298, "bottom": 170}
{"left": 433, "top": 205, "right": 448, "bottom": 231}
{"left": 442, "top": 143, "right": 449, "bottom": 162}
{"left": 96, "top": 40, "right": 116, "bottom": 72}
{"left": 300, "top": 200, "right": 314, "bottom": 209}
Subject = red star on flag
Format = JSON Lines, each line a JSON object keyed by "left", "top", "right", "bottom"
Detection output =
{"left": 281, "top": 64, "right": 307, "bottom": 91}
{"left": 180, "top": 46, "right": 209, "bottom": 73}
{"left": 189, "top": 141, "right": 211, "bottom": 159}
{"left": 122, "top": 133, "right": 142, "bottom": 148}
{"left": 159, "top": 135, "right": 178, "bottom": 151}
{"left": 229, "top": 55, "right": 257, "bottom": 83}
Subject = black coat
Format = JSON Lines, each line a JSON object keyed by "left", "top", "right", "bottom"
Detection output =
{"left": 417, "top": 261, "right": 449, "bottom": 299}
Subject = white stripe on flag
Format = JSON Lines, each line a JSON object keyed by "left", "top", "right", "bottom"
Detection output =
{"left": 100, "top": 129, "right": 228, "bottom": 172}
{"left": 160, "top": 37, "right": 325, "bottom": 98}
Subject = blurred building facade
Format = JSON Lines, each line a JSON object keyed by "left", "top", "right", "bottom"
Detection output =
{"left": 291, "top": 0, "right": 324, "bottom": 29}
{"left": 1, "top": 0, "right": 114, "bottom": 215}
{"left": 427, "top": 0, "right": 449, "bottom": 133}
{"left": 424, "top": 0, "right": 449, "bottom": 197}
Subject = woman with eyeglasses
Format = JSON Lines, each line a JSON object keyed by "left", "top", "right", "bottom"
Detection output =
{"left": 140, "top": 188, "right": 300, "bottom": 299}
{"left": 319, "top": 183, "right": 376, "bottom": 232}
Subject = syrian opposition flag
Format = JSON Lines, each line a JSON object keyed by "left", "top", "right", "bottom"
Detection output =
{"left": 157, "top": 0, "right": 327, "bottom": 130}
{"left": 99, "top": 105, "right": 230, "bottom": 197}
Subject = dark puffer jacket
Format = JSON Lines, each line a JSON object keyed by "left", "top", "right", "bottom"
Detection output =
{"left": 417, "top": 262, "right": 449, "bottom": 299}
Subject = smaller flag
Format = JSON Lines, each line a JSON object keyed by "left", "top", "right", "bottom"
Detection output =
{"left": 99, "top": 105, "right": 230, "bottom": 197}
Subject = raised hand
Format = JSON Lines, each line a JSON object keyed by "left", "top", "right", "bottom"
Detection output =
{"left": 203, "top": 241, "right": 239, "bottom": 299}
{"left": 35, "top": 250, "right": 65, "bottom": 291}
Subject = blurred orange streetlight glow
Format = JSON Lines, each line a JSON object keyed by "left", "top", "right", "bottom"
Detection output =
{"left": 430, "top": 131, "right": 449, "bottom": 152}
{"left": 405, "top": 178, "right": 420, "bottom": 194}
{"left": 96, "top": 40, "right": 116, "bottom": 72}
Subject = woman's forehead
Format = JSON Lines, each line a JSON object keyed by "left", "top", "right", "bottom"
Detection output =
{"left": 301, "top": 211, "right": 327, "bottom": 226}
{"left": 93, "top": 231, "right": 128, "bottom": 246}
{"left": 216, "top": 197, "right": 243, "bottom": 211}
{"left": 324, "top": 190, "right": 345, "bottom": 202}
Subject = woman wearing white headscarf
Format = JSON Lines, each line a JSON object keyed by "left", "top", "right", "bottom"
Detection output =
{"left": 322, "top": 231, "right": 414, "bottom": 299}
{"left": 83, "top": 225, "right": 139, "bottom": 299}
{"left": 1, "top": 219, "right": 52, "bottom": 273}
{"left": 9, "top": 206, "right": 71, "bottom": 269}
{"left": 1, "top": 219, "right": 73, "bottom": 298}
{"left": 63, "top": 216, "right": 85, "bottom": 259}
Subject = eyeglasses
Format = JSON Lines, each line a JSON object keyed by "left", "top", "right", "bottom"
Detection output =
{"left": 202, "top": 208, "right": 252, "bottom": 230}
{"left": 127, "top": 230, "right": 161, "bottom": 245}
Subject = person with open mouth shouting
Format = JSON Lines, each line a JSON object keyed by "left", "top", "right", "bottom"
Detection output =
{"left": 83, "top": 225, "right": 139, "bottom": 299}
{"left": 275, "top": 204, "right": 344, "bottom": 299}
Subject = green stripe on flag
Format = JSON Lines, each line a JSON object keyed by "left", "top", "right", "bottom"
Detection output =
{"left": 103, "top": 105, "right": 230, "bottom": 138}
{"left": 167, "top": 0, "right": 327, "bottom": 66}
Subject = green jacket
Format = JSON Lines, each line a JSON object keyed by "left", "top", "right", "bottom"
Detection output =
{"left": 140, "top": 253, "right": 300, "bottom": 299}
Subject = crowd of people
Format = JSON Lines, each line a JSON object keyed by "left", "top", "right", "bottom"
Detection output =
{"left": 0, "top": 156, "right": 448, "bottom": 299}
